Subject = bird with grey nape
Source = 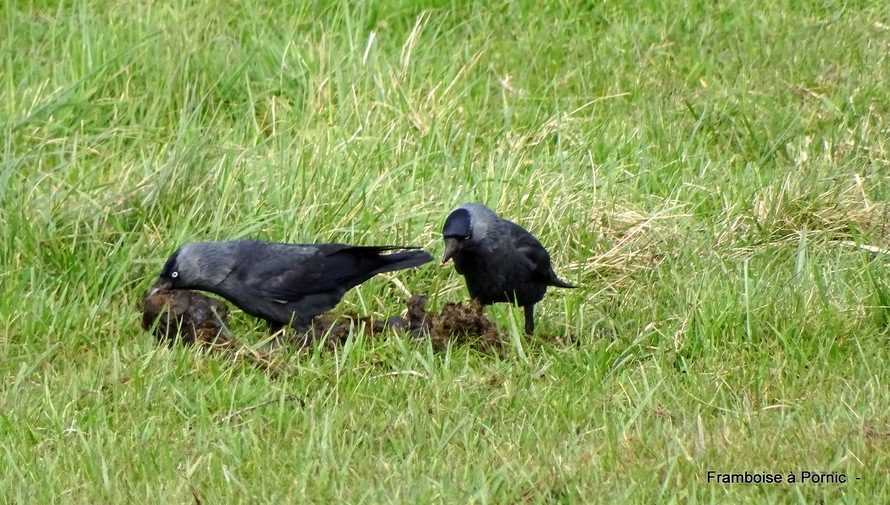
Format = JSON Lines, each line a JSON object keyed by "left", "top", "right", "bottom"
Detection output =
{"left": 150, "top": 239, "right": 434, "bottom": 334}
{"left": 441, "top": 203, "right": 575, "bottom": 334}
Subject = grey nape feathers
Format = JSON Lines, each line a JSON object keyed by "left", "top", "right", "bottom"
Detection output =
{"left": 151, "top": 239, "right": 434, "bottom": 333}
{"left": 441, "top": 203, "right": 575, "bottom": 334}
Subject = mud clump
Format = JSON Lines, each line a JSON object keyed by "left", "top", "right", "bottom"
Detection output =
{"left": 141, "top": 290, "right": 507, "bottom": 354}
{"left": 287, "top": 295, "right": 506, "bottom": 352}
{"left": 405, "top": 294, "right": 507, "bottom": 351}
{"left": 292, "top": 311, "right": 399, "bottom": 351}
{"left": 142, "top": 289, "right": 231, "bottom": 347}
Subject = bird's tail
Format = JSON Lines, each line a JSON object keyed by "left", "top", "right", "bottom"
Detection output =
{"left": 550, "top": 276, "right": 576, "bottom": 289}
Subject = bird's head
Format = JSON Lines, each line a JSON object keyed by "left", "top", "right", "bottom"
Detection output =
{"left": 149, "top": 248, "right": 189, "bottom": 296}
{"left": 149, "top": 242, "right": 229, "bottom": 296}
{"left": 441, "top": 203, "right": 498, "bottom": 263}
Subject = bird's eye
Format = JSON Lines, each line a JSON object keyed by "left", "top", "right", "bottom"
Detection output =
{"left": 171, "top": 271, "right": 179, "bottom": 279}
{"left": 463, "top": 234, "right": 472, "bottom": 241}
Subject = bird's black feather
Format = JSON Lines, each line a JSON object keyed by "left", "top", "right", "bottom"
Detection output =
{"left": 443, "top": 208, "right": 472, "bottom": 239}
{"left": 441, "top": 203, "right": 575, "bottom": 334}
{"left": 152, "top": 239, "right": 433, "bottom": 332}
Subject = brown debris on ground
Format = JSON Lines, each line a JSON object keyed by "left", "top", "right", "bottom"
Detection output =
{"left": 405, "top": 294, "right": 507, "bottom": 351}
{"left": 142, "top": 288, "right": 232, "bottom": 348}
{"left": 290, "top": 311, "right": 402, "bottom": 351}
{"left": 286, "top": 296, "right": 507, "bottom": 352}
{"left": 141, "top": 291, "right": 508, "bottom": 354}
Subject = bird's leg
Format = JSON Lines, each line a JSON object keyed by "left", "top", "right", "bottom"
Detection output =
{"left": 264, "top": 321, "right": 293, "bottom": 349}
{"left": 268, "top": 321, "right": 287, "bottom": 335}
{"left": 289, "top": 319, "right": 316, "bottom": 352}
{"left": 523, "top": 305, "right": 535, "bottom": 335}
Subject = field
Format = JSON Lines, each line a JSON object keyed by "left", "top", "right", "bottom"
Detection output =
{"left": 2, "top": 0, "right": 890, "bottom": 502}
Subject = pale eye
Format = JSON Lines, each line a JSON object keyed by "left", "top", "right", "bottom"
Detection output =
{"left": 171, "top": 271, "right": 179, "bottom": 279}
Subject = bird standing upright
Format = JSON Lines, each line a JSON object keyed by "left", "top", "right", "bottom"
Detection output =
{"left": 441, "top": 203, "right": 575, "bottom": 334}
{"left": 150, "top": 239, "right": 434, "bottom": 333}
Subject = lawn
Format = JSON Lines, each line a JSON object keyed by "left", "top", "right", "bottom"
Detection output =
{"left": 2, "top": 0, "right": 889, "bottom": 503}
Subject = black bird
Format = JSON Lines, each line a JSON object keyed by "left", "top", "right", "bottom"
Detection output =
{"left": 150, "top": 239, "right": 434, "bottom": 333}
{"left": 442, "top": 203, "right": 575, "bottom": 334}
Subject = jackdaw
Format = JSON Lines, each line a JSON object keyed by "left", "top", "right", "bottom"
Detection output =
{"left": 150, "top": 239, "right": 434, "bottom": 333}
{"left": 441, "top": 203, "right": 575, "bottom": 334}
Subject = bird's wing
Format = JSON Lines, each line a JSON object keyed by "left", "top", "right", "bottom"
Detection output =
{"left": 237, "top": 244, "right": 333, "bottom": 301}
{"left": 244, "top": 244, "right": 419, "bottom": 301}
{"left": 308, "top": 245, "right": 428, "bottom": 289}
{"left": 505, "top": 221, "right": 554, "bottom": 280}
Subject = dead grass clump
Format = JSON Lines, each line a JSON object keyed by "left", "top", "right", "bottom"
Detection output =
{"left": 568, "top": 204, "right": 687, "bottom": 291}
{"left": 749, "top": 173, "right": 890, "bottom": 245}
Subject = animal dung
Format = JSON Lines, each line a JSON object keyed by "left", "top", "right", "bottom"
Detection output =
{"left": 405, "top": 294, "right": 507, "bottom": 351}
{"left": 291, "top": 294, "right": 506, "bottom": 351}
{"left": 141, "top": 289, "right": 507, "bottom": 354}
{"left": 294, "top": 311, "right": 398, "bottom": 350}
{"left": 142, "top": 288, "right": 231, "bottom": 346}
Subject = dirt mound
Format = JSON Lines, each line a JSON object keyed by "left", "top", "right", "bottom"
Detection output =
{"left": 142, "top": 289, "right": 231, "bottom": 348}
{"left": 142, "top": 291, "right": 507, "bottom": 353}
{"left": 292, "top": 311, "right": 405, "bottom": 351}
{"left": 405, "top": 294, "right": 507, "bottom": 351}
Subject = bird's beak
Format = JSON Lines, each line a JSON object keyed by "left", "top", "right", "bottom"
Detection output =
{"left": 442, "top": 237, "right": 460, "bottom": 264}
{"left": 148, "top": 278, "right": 171, "bottom": 297}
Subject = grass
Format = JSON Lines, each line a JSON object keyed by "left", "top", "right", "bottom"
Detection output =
{"left": 2, "top": 0, "right": 890, "bottom": 502}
